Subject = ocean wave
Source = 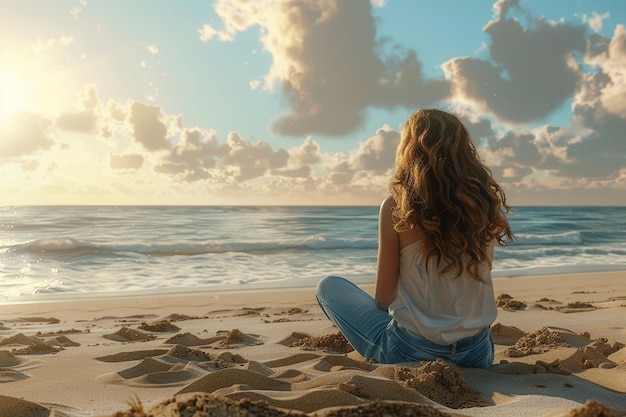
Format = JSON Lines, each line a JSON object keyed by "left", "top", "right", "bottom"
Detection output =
{"left": 509, "top": 231, "right": 583, "bottom": 246}
{"left": 6, "top": 236, "right": 378, "bottom": 257}
{"left": 15, "top": 237, "right": 103, "bottom": 254}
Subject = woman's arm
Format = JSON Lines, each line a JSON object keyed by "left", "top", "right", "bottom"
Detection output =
{"left": 375, "top": 196, "right": 400, "bottom": 310}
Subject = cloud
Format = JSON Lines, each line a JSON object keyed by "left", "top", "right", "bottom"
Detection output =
{"left": 483, "top": 130, "right": 542, "bottom": 181}
{"left": 78, "top": 84, "right": 100, "bottom": 111}
{"left": 110, "top": 153, "right": 144, "bottom": 170}
{"left": 127, "top": 102, "right": 170, "bottom": 151}
{"left": 443, "top": 4, "right": 586, "bottom": 124}
{"left": 579, "top": 24, "right": 626, "bottom": 119}
{"left": 155, "top": 128, "right": 227, "bottom": 182}
{"left": 146, "top": 44, "right": 159, "bottom": 55}
{"left": 583, "top": 12, "right": 610, "bottom": 33}
{"left": 218, "top": 132, "right": 290, "bottom": 181}
{"left": 70, "top": 0, "right": 88, "bottom": 21}
{"left": 32, "top": 35, "right": 74, "bottom": 54}
{"left": 348, "top": 125, "right": 398, "bottom": 173}
{"left": 111, "top": 96, "right": 398, "bottom": 199}
{"left": 200, "top": 0, "right": 448, "bottom": 136}
{"left": 271, "top": 165, "right": 311, "bottom": 178}
{"left": 289, "top": 137, "right": 322, "bottom": 166}
{"left": 556, "top": 23, "right": 626, "bottom": 180}
{"left": 56, "top": 110, "right": 96, "bottom": 132}
{"left": 0, "top": 112, "right": 54, "bottom": 158}
{"left": 491, "top": 0, "right": 521, "bottom": 19}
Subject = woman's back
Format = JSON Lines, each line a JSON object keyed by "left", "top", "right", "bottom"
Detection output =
{"left": 389, "top": 238, "right": 497, "bottom": 345}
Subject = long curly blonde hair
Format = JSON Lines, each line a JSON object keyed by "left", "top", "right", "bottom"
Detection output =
{"left": 390, "top": 109, "right": 513, "bottom": 279}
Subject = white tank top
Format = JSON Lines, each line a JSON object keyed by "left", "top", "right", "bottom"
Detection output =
{"left": 388, "top": 241, "right": 497, "bottom": 345}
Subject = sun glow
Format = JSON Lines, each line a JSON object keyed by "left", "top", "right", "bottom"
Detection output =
{"left": 0, "top": 67, "right": 30, "bottom": 119}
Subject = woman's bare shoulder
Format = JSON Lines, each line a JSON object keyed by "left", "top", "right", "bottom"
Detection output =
{"left": 380, "top": 195, "right": 397, "bottom": 211}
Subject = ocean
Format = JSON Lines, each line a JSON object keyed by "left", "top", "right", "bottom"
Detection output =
{"left": 1, "top": 205, "right": 625, "bottom": 303}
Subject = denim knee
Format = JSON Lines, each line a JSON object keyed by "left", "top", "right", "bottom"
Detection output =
{"left": 316, "top": 275, "right": 346, "bottom": 303}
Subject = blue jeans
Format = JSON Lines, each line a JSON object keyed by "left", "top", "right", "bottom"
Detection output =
{"left": 316, "top": 275, "right": 494, "bottom": 369}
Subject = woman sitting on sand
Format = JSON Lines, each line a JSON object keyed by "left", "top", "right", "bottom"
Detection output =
{"left": 317, "top": 109, "right": 513, "bottom": 369}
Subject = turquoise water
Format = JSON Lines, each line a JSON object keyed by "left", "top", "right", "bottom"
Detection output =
{"left": 1, "top": 206, "right": 625, "bottom": 302}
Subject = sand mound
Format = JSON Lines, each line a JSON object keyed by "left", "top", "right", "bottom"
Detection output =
{"left": 12, "top": 343, "right": 62, "bottom": 355}
{"left": 496, "top": 294, "right": 527, "bottom": 310}
{"left": 560, "top": 346, "right": 616, "bottom": 370}
{"left": 278, "top": 331, "right": 310, "bottom": 346}
{"left": 556, "top": 302, "right": 597, "bottom": 313}
{"left": 44, "top": 335, "right": 80, "bottom": 347}
{"left": 138, "top": 320, "right": 181, "bottom": 332}
{"left": 565, "top": 399, "right": 626, "bottom": 417}
{"left": 290, "top": 332, "right": 354, "bottom": 353}
{"left": 164, "top": 332, "right": 219, "bottom": 346}
{"left": 0, "top": 369, "right": 30, "bottom": 383}
{"left": 219, "top": 388, "right": 366, "bottom": 413}
{"left": 117, "top": 357, "right": 176, "bottom": 379}
{"left": 95, "top": 349, "right": 169, "bottom": 363}
{"left": 505, "top": 327, "right": 570, "bottom": 357}
{"left": 177, "top": 367, "right": 291, "bottom": 395}
{"left": 610, "top": 346, "right": 626, "bottom": 363}
{"left": 271, "top": 368, "right": 309, "bottom": 383}
{"left": 336, "top": 373, "right": 434, "bottom": 404}
{"left": 214, "top": 328, "right": 263, "bottom": 347}
{"left": 492, "top": 358, "right": 571, "bottom": 375}
{"left": 263, "top": 352, "right": 321, "bottom": 368}
{"left": 312, "top": 354, "right": 377, "bottom": 372}
{"left": 320, "top": 400, "right": 453, "bottom": 417}
{"left": 165, "top": 344, "right": 213, "bottom": 362}
{"left": 164, "top": 329, "right": 262, "bottom": 348}
{"left": 490, "top": 322, "right": 526, "bottom": 345}
{"left": 106, "top": 392, "right": 452, "bottom": 417}
{"left": 589, "top": 339, "right": 625, "bottom": 357}
{"left": 131, "top": 366, "right": 202, "bottom": 386}
{"left": 0, "top": 395, "right": 50, "bottom": 417}
{"left": 13, "top": 317, "right": 60, "bottom": 324}
{"left": 0, "top": 333, "right": 43, "bottom": 346}
{"left": 103, "top": 327, "right": 156, "bottom": 342}
{"left": 0, "top": 350, "right": 21, "bottom": 367}
{"left": 379, "top": 358, "right": 486, "bottom": 409}
{"left": 109, "top": 392, "right": 306, "bottom": 417}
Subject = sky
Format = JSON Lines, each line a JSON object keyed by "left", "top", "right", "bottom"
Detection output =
{"left": 0, "top": 0, "right": 625, "bottom": 206}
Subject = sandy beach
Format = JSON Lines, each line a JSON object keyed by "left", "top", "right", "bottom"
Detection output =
{"left": 1, "top": 271, "right": 625, "bottom": 417}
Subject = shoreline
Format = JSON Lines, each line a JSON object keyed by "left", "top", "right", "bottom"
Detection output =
{"left": 3, "top": 269, "right": 626, "bottom": 307}
{"left": 1, "top": 270, "right": 625, "bottom": 416}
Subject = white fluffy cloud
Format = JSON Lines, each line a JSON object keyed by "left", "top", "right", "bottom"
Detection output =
{"left": 199, "top": 0, "right": 448, "bottom": 136}
{"left": 443, "top": 4, "right": 586, "bottom": 123}
{"left": 580, "top": 24, "right": 626, "bottom": 119}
